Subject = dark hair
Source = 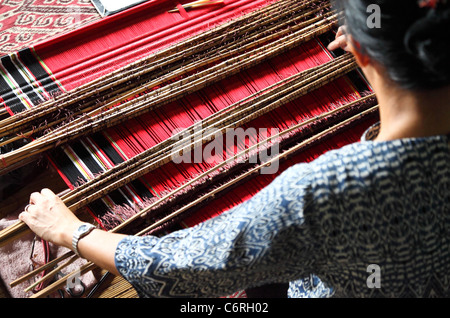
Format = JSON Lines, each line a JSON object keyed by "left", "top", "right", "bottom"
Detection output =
{"left": 334, "top": 0, "right": 450, "bottom": 90}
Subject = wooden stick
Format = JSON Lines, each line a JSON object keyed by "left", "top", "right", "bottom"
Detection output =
{"left": 30, "top": 7, "right": 333, "bottom": 143}
{"left": 9, "top": 251, "right": 73, "bottom": 288}
{"left": 24, "top": 254, "right": 79, "bottom": 293}
{"left": 0, "top": 53, "right": 354, "bottom": 248}
{"left": 0, "top": 0, "right": 320, "bottom": 139}
{"left": 65, "top": 55, "right": 356, "bottom": 211}
{"left": 136, "top": 105, "right": 380, "bottom": 235}
{"left": 0, "top": 14, "right": 337, "bottom": 172}
{"left": 10, "top": 90, "right": 375, "bottom": 290}
{"left": 27, "top": 103, "right": 379, "bottom": 298}
{"left": 0, "top": 0, "right": 330, "bottom": 140}
{"left": 168, "top": 0, "right": 224, "bottom": 13}
{"left": 30, "top": 262, "right": 97, "bottom": 298}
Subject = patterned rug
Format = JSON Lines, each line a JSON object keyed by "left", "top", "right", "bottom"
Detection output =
{"left": 0, "top": 0, "right": 100, "bottom": 57}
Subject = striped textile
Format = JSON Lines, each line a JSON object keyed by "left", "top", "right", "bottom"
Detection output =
{"left": 48, "top": 130, "right": 156, "bottom": 225}
{"left": 0, "top": 48, "right": 64, "bottom": 115}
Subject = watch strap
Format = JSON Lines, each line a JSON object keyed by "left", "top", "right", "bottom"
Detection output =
{"left": 72, "top": 223, "right": 96, "bottom": 257}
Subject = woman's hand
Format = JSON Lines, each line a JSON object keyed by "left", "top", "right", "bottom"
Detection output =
{"left": 328, "top": 26, "right": 352, "bottom": 52}
{"left": 19, "top": 188, "right": 124, "bottom": 273}
{"left": 19, "top": 188, "right": 83, "bottom": 249}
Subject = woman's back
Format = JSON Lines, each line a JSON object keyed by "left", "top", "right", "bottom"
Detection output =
{"left": 289, "top": 127, "right": 450, "bottom": 297}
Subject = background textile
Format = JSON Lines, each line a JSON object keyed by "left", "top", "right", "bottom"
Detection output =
{"left": 0, "top": 0, "right": 100, "bottom": 57}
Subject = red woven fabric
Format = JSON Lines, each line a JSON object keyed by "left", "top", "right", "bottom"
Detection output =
{"left": 34, "top": 0, "right": 275, "bottom": 90}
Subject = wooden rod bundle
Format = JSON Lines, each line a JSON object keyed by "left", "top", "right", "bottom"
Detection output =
{"left": 109, "top": 95, "right": 377, "bottom": 235}
{"left": 0, "top": 0, "right": 326, "bottom": 140}
{"left": 2, "top": 8, "right": 339, "bottom": 245}
{"left": 10, "top": 90, "right": 377, "bottom": 291}
{"left": 8, "top": 86, "right": 376, "bottom": 291}
{"left": 0, "top": 0, "right": 336, "bottom": 174}
{"left": 25, "top": 101, "right": 379, "bottom": 298}
{"left": 0, "top": 53, "right": 358, "bottom": 248}
{"left": 136, "top": 105, "right": 380, "bottom": 236}
{"left": 65, "top": 54, "right": 357, "bottom": 211}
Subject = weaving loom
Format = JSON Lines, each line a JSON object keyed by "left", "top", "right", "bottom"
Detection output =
{"left": 0, "top": 0, "right": 379, "bottom": 298}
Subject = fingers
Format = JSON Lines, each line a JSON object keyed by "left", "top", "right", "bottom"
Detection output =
{"left": 327, "top": 35, "right": 348, "bottom": 51}
{"left": 19, "top": 203, "right": 35, "bottom": 222}
{"left": 29, "top": 188, "right": 56, "bottom": 204}
{"left": 335, "top": 25, "right": 347, "bottom": 38}
{"left": 18, "top": 212, "right": 27, "bottom": 223}
{"left": 40, "top": 188, "right": 55, "bottom": 197}
{"left": 327, "top": 26, "right": 351, "bottom": 52}
{"left": 29, "top": 192, "right": 41, "bottom": 205}
{"left": 25, "top": 188, "right": 56, "bottom": 219}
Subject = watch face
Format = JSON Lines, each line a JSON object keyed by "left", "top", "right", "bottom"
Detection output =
{"left": 79, "top": 224, "right": 89, "bottom": 232}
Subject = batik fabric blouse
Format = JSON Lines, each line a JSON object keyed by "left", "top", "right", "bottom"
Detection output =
{"left": 115, "top": 124, "right": 450, "bottom": 298}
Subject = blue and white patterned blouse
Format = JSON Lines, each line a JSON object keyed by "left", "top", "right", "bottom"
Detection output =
{"left": 115, "top": 124, "right": 450, "bottom": 298}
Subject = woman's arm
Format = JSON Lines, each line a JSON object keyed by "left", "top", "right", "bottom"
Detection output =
{"left": 19, "top": 163, "right": 318, "bottom": 297}
{"left": 19, "top": 188, "right": 125, "bottom": 276}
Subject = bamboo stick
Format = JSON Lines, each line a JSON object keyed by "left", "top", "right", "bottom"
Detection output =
{"left": 0, "top": 0, "right": 323, "bottom": 139}
{"left": 27, "top": 103, "right": 379, "bottom": 298}
{"left": 65, "top": 55, "right": 356, "bottom": 212}
{"left": 0, "top": 53, "right": 356, "bottom": 248}
{"left": 0, "top": 2, "right": 326, "bottom": 138}
{"left": 24, "top": 254, "right": 79, "bottom": 293}
{"left": 0, "top": 14, "right": 337, "bottom": 173}
{"left": 10, "top": 91, "right": 376, "bottom": 291}
{"left": 9, "top": 251, "right": 73, "bottom": 288}
{"left": 137, "top": 105, "right": 380, "bottom": 235}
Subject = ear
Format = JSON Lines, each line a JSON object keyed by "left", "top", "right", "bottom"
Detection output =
{"left": 347, "top": 36, "right": 371, "bottom": 67}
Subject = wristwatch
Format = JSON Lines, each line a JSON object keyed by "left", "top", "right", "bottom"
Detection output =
{"left": 72, "top": 223, "right": 96, "bottom": 257}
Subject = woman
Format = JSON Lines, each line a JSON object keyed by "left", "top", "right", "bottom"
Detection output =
{"left": 19, "top": 0, "right": 450, "bottom": 297}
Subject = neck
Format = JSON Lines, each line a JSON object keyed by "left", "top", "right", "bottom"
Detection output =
{"left": 371, "top": 76, "right": 450, "bottom": 141}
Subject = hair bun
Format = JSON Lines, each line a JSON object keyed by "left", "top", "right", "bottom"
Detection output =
{"left": 404, "top": 8, "right": 450, "bottom": 83}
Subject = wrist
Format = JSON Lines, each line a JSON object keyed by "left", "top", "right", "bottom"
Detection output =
{"left": 71, "top": 223, "right": 97, "bottom": 257}
{"left": 59, "top": 221, "right": 85, "bottom": 250}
